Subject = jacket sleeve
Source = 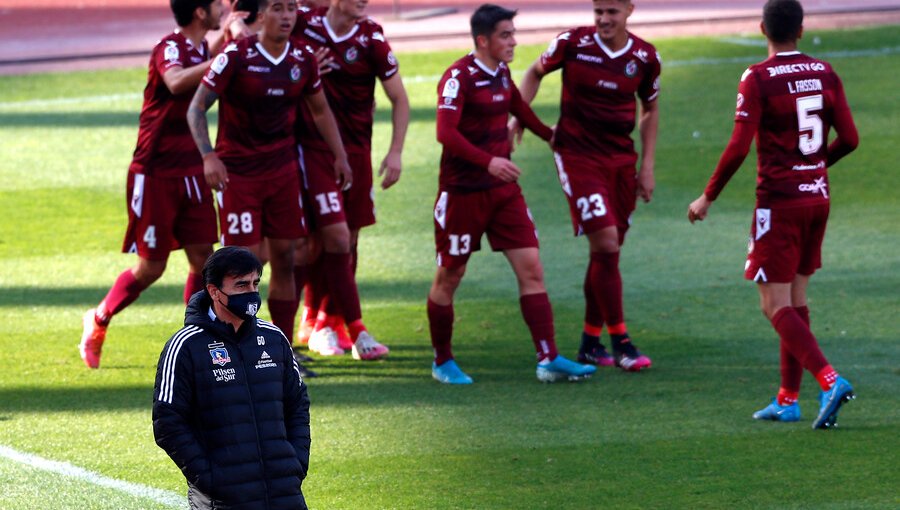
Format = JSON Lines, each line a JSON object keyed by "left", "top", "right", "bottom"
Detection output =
{"left": 282, "top": 341, "right": 311, "bottom": 479}
{"left": 152, "top": 330, "right": 214, "bottom": 494}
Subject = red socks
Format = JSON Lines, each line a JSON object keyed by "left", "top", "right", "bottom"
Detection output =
{"left": 776, "top": 388, "right": 799, "bottom": 406}
{"left": 519, "top": 293, "right": 558, "bottom": 361}
{"left": 588, "top": 251, "right": 624, "bottom": 327}
{"left": 322, "top": 252, "right": 363, "bottom": 325}
{"left": 268, "top": 298, "right": 299, "bottom": 341}
{"left": 770, "top": 306, "right": 836, "bottom": 391}
{"left": 779, "top": 306, "right": 808, "bottom": 395}
{"left": 184, "top": 272, "right": 204, "bottom": 305}
{"left": 96, "top": 270, "right": 149, "bottom": 326}
{"left": 427, "top": 298, "right": 454, "bottom": 365}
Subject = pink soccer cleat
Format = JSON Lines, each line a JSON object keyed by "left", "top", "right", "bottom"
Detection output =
{"left": 351, "top": 332, "right": 389, "bottom": 360}
{"left": 79, "top": 309, "right": 107, "bottom": 369}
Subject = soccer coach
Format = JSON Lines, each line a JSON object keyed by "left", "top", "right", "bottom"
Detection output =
{"left": 153, "top": 246, "right": 311, "bottom": 509}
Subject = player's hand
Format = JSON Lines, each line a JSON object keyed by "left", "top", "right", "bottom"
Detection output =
{"left": 225, "top": 12, "right": 253, "bottom": 41}
{"left": 688, "top": 194, "right": 712, "bottom": 224}
{"left": 637, "top": 163, "right": 655, "bottom": 203}
{"left": 379, "top": 150, "right": 402, "bottom": 190}
{"left": 334, "top": 156, "right": 353, "bottom": 191}
{"left": 203, "top": 152, "right": 229, "bottom": 191}
{"left": 314, "top": 47, "right": 334, "bottom": 75}
{"left": 487, "top": 157, "right": 521, "bottom": 182}
{"left": 507, "top": 118, "right": 523, "bottom": 151}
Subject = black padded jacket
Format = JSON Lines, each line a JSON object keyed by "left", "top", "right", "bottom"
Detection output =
{"left": 153, "top": 291, "right": 310, "bottom": 510}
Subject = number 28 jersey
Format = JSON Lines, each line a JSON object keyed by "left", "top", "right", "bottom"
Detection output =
{"left": 732, "top": 51, "right": 852, "bottom": 207}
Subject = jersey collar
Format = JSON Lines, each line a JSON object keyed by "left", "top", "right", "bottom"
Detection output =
{"left": 594, "top": 32, "right": 633, "bottom": 60}
{"left": 776, "top": 51, "right": 802, "bottom": 56}
{"left": 472, "top": 55, "right": 504, "bottom": 77}
{"left": 256, "top": 41, "right": 290, "bottom": 66}
{"left": 323, "top": 16, "right": 360, "bottom": 43}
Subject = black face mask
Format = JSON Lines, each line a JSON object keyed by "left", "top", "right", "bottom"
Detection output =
{"left": 218, "top": 290, "right": 261, "bottom": 321}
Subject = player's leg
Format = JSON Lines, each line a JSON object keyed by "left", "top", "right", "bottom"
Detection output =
{"left": 504, "top": 247, "right": 596, "bottom": 383}
{"left": 81, "top": 174, "right": 176, "bottom": 368}
{"left": 579, "top": 266, "right": 614, "bottom": 366}
{"left": 427, "top": 264, "right": 472, "bottom": 384}
{"left": 183, "top": 244, "right": 213, "bottom": 303}
{"left": 487, "top": 183, "right": 595, "bottom": 382}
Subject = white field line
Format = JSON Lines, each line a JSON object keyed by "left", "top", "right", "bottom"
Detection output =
{"left": 1, "top": 45, "right": 898, "bottom": 110}
{"left": 0, "top": 445, "right": 187, "bottom": 510}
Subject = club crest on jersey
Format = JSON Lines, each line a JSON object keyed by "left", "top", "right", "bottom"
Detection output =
{"left": 387, "top": 51, "right": 397, "bottom": 66}
{"left": 210, "top": 346, "right": 231, "bottom": 366}
{"left": 625, "top": 59, "right": 638, "bottom": 78}
{"left": 344, "top": 47, "right": 359, "bottom": 63}
{"left": 501, "top": 75, "right": 509, "bottom": 89}
{"left": 290, "top": 64, "right": 301, "bottom": 82}
{"left": 736, "top": 93, "right": 744, "bottom": 108}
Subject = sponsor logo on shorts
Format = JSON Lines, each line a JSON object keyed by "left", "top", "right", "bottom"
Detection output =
{"left": 434, "top": 192, "right": 448, "bottom": 229}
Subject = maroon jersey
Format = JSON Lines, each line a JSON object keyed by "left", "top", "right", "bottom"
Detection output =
{"left": 292, "top": 7, "right": 398, "bottom": 153}
{"left": 202, "top": 36, "right": 321, "bottom": 176}
{"left": 129, "top": 31, "right": 209, "bottom": 178}
{"left": 436, "top": 54, "right": 552, "bottom": 193}
{"left": 706, "top": 52, "right": 851, "bottom": 207}
{"left": 541, "top": 27, "right": 661, "bottom": 167}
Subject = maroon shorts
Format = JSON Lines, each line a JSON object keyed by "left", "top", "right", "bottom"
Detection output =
{"left": 122, "top": 173, "right": 218, "bottom": 260}
{"left": 433, "top": 182, "right": 539, "bottom": 269}
{"left": 299, "top": 146, "right": 375, "bottom": 231}
{"left": 744, "top": 203, "right": 829, "bottom": 283}
{"left": 217, "top": 166, "right": 306, "bottom": 246}
{"left": 553, "top": 151, "right": 637, "bottom": 244}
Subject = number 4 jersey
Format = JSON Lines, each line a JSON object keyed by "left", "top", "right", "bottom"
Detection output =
{"left": 712, "top": 51, "right": 853, "bottom": 207}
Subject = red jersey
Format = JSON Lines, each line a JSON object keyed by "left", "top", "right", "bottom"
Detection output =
{"left": 129, "top": 31, "right": 209, "bottom": 178}
{"left": 202, "top": 36, "right": 321, "bottom": 176}
{"left": 292, "top": 7, "right": 398, "bottom": 153}
{"left": 436, "top": 54, "right": 552, "bottom": 193}
{"left": 705, "top": 52, "right": 852, "bottom": 207}
{"left": 541, "top": 27, "right": 661, "bottom": 167}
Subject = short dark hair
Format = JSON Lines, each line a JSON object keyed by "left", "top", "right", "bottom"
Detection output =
{"left": 202, "top": 246, "right": 263, "bottom": 290}
{"left": 470, "top": 4, "right": 517, "bottom": 43}
{"left": 234, "top": 0, "right": 260, "bottom": 25}
{"left": 171, "top": 0, "right": 215, "bottom": 27}
{"left": 763, "top": 0, "right": 804, "bottom": 43}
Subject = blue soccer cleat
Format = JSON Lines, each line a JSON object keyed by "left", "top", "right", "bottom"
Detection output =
{"left": 536, "top": 355, "right": 597, "bottom": 383}
{"left": 812, "top": 376, "right": 855, "bottom": 429}
{"left": 752, "top": 399, "right": 801, "bottom": 422}
{"left": 432, "top": 359, "right": 473, "bottom": 384}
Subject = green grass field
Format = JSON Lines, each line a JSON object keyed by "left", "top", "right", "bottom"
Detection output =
{"left": 1, "top": 26, "right": 898, "bottom": 509}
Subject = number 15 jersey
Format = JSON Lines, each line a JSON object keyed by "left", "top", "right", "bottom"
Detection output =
{"left": 730, "top": 51, "right": 853, "bottom": 207}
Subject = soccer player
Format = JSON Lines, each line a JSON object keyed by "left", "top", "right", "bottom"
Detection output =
{"left": 290, "top": 0, "right": 409, "bottom": 359}
{"left": 427, "top": 4, "right": 596, "bottom": 384}
{"left": 688, "top": 0, "right": 859, "bottom": 429}
{"left": 79, "top": 0, "right": 234, "bottom": 369}
{"left": 514, "top": 0, "right": 660, "bottom": 372}
{"left": 186, "top": 0, "right": 351, "bottom": 372}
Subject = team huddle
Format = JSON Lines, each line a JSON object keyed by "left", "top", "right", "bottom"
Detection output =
{"left": 77, "top": 0, "right": 859, "bottom": 505}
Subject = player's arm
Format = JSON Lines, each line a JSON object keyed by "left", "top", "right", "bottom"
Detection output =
{"left": 209, "top": 10, "right": 253, "bottom": 54}
{"left": 304, "top": 89, "right": 352, "bottom": 189}
{"left": 509, "top": 84, "right": 553, "bottom": 142}
{"left": 187, "top": 84, "right": 229, "bottom": 191}
{"left": 687, "top": 120, "right": 755, "bottom": 223}
{"left": 378, "top": 74, "right": 410, "bottom": 190}
{"left": 637, "top": 98, "right": 659, "bottom": 203}
{"left": 162, "top": 65, "right": 211, "bottom": 96}
{"left": 826, "top": 76, "right": 859, "bottom": 167}
{"left": 509, "top": 58, "right": 549, "bottom": 147}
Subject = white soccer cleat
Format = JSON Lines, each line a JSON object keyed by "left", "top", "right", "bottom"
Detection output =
{"left": 351, "top": 331, "right": 389, "bottom": 360}
{"left": 308, "top": 327, "right": 345, "bottom": 356}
